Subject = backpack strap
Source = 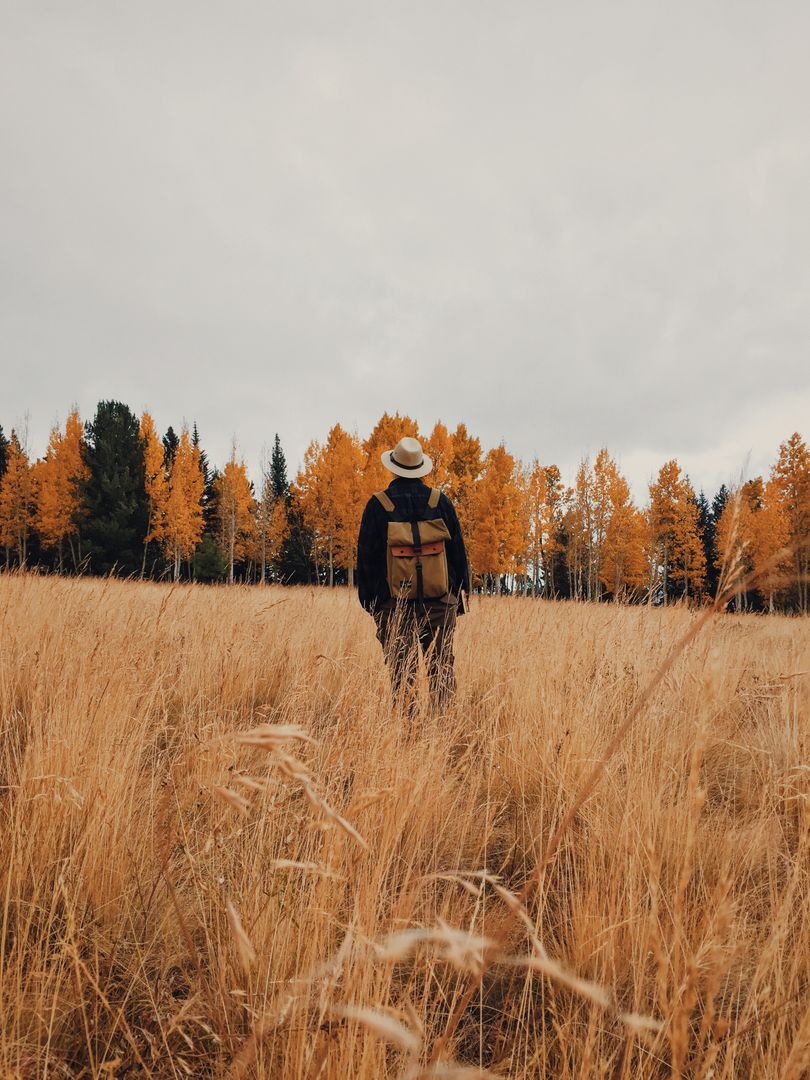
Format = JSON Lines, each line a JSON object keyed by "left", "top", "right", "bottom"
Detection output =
{"left": 428, "top": 487, "right": 441, "bottom": 509}
{"left": 374, "top": 490, "right": 395, "bottom": 513}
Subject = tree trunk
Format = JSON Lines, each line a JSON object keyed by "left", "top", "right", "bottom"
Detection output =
{"left": 662, "top": 542, "right": 668, "bottom": 606}
{"left": 229, "top": 503, "right": 236, "bottom": 585}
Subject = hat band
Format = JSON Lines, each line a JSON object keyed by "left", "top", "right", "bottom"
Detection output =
{"left": 390, "top": 453, "right": 424, "bottom": 471}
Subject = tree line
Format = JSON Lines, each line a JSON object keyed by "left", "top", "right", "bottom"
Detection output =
{"left": 0, "top": 402, "right": 807, "bottom": 612}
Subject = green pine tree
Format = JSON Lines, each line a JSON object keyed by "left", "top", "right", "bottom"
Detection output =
{"left": 191, "top": 422, "right": 210, "bottom": 487}
{"left": 695, "top": 490, "right": 715, "bottom": 596}
{"left": 0, "top": 423, "right": 8, "bottom": 480}
{"left": 162, "top": 426, "right": 179, "bottom": 468}
{"left": 193, "top": 533, "right": 226, "bottom": 582}
{"left": 268, "top": 434, "right": 315, "bottom": 583}
{"left": 82, "top": 401, "right": 149, "bottom": 576}
{"left": 270, "top": 433, "right": 290, "bottom": 502}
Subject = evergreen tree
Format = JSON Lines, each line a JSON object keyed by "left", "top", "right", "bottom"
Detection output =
{"left": 268, "top": 433, "right": 316, "bottom": 583}
{"left": 711, "top": 484, "right": 729, "bottom": 528}
{"left": 191, "top": 421, "right": 215, "bottom": 564}
{"left": 193, "top": 533, "right": 226, "bottom": 582}
{"left": 82, "top": 401, "right": 149, "bottom": 576}
{"left": 273, "top": 503, "right": 315, "bottom": 584}
{"left": 203, "top": 466, "right": 220, "bottom": 534}
{"left": 709, "top": 484, "right": 729, "bottom": 597}
{"left": 162, "top": 426, "right": 179, "bottom": 468}
{"left": 270, "top": 433, "right": 290, "bottom": 502}
{"left": 0, "top": 424, "right": 8, "bottom": 480}
{"left": 191, "top": 422, "right": 210, "bottom": 488}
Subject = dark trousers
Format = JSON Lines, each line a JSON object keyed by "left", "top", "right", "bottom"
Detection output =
{"left": 374, "top": 598, "right": 457, "bottom": 713}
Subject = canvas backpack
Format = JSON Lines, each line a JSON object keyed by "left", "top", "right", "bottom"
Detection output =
{"left": 374, "top": 488, "right": 452, "bottom": 601}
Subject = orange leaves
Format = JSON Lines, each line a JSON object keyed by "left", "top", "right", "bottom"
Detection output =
{"left": 0, "top": 430, "right": 35, "bottom": 563}
{"left": 294, "top": 425, "right": 365, "bottom": 583}
{"left": 524, "top": 461, "right": 564, "bottom": 596}
{"left": 716, "top": 476, "right": 792, "bottom": 608}
{"left": 140, "top": 412, "right": 168, "bottom": 547}
{"left": 165, "top": 427, "right": 205, "bottom": 576}
{"left": 33, "top": 409, "right": 88, "bottom": 561}
{"left": 468, "top": 444, "right": 523, "bottom": 581}
{"left": 141, "top": 417, "right": 205, "bottom": 579}
{"left": 770, "top": 432, "right": 810, "bottom": 610}
{"left": 215, "top": 446, "right": 257, "bottom": 584}
{"left": 423, "top": 421, "right": 453, "bottom": 490}
{"left": 599, "top": 454, "right": 647, "bottom": 598}
{"left": 648, "top": 459, "right": 707, "bottom": 601}
{"left": 564, "top": 450, "right": 645, "bottom": 601}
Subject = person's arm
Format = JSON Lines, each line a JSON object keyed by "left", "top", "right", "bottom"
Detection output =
{"left": 356, "top": 498, "right": 382, "bottom": 611}
{"left": 441, "top": 495, "right": 470, "bottom": 609}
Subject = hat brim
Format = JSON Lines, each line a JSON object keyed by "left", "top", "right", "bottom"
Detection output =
{"left": 381, "top": 449, "right": 433, "bottom": 479}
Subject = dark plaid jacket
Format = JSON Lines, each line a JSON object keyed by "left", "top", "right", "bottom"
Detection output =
{"left": 356, "top": 477, "right": 470, "bottom": 613}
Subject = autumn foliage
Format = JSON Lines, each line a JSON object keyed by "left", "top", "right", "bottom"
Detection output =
{"left": 1, "top": 404, "right": 808, "bottom": 612}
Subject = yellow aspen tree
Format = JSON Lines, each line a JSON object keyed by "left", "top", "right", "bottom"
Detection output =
{"left": 525, "top": 460, "right": 552, "bottom": 597}
{"left": 447, "top": 423, "right": 483, "bottom": 544}
{"left": 566, "top": 460, "right": 592, "bottom": 599}
{"left": 294, "top": 439, "right": 331, "bottom": 585}
{"left": 648, "top": 460, "right": 681, "bottom": 602}
{"left": 715, "top": 480, "right": 763, "bottom": 609}
{"left": 469, "top": 444, "right": 523, "bottom": 592}
{"left": 538, "top": 464, "right": 564, "bottom": 597}
{"left": 0, "top": 432, "right": 35, "bottom": 567}
{"left": 140, "top": 411, "right": 169, "bottom": 576}
{"left": 423, "top": 420, "right": 453, "bottom": 490}
{"left": 362, "top": 412, "right": 420, "bottom": 496}
{"left": 588, "top": 449, "right": 618, "bottom": 600}
{"left": 330, "top": 428, "right": 366, "bottom": 585}
{"left": 214, "top": 445, "right": 256, "bottom": 584}
{"left": 566, "top": 449, "right": 625, "bottom": 601}
{"left": 295, "top": 425, "right": 364, "bottom": 586}
{"left": 770, "top": 431, "right": 810, "bottom": 612}
{"left": 600, "top": 465, "right": 647, "bottom": 599}
{"left": 648, "top": 460, "right": 705, "bottom": 603}
{"left": 671, "top": 475, "right": 707, "bottom": 600}
{"left": 33, "top": 409, "right": 89, "bottom": 572}
{"left": 750, "top": 478, "right": 791, "bottom": 611}
{"left": 717, "top": 476, "right": 794, "bottom": 612}
{"left": 164, "top": 427, "right": 205, "bottom": 581}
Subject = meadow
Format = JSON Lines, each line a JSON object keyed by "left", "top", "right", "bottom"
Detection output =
{"left": 0, "top": 575, "right": 807, "bottom": 1078}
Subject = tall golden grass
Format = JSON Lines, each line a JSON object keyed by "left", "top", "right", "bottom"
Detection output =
{"left": 0, "top": 574, "right": 808, "bottom": 1078}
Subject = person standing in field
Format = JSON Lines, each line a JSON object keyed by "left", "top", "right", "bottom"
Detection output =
{"left": 357, "top": 436, "right": 470, "bottom": 712}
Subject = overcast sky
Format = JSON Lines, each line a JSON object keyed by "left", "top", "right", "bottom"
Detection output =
{"left": 2, "top": 2, "right": 809, "bottom": 499}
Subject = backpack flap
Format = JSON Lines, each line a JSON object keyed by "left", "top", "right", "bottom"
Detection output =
{"left": 386, "top": 518, "right": 451, "bottom": 600}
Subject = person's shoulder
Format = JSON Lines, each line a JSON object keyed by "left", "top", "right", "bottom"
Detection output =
{"left": 435, "top": 488, "right": 457, "bottom": 514}
{"left": 364, "top": 489, "right": 391, "bottom": 511}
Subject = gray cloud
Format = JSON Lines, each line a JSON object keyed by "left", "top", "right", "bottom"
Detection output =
{"left": 2, "top": 1, "right": 809, "bottom": 499}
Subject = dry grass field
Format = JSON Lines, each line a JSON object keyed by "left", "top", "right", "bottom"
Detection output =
{"left": 0, "top": 575, "right": 808, "bottom": 1079}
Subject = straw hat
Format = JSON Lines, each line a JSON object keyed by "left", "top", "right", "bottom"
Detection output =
{"left": 381, "top": 436, "right": 433, "bottom": 479}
